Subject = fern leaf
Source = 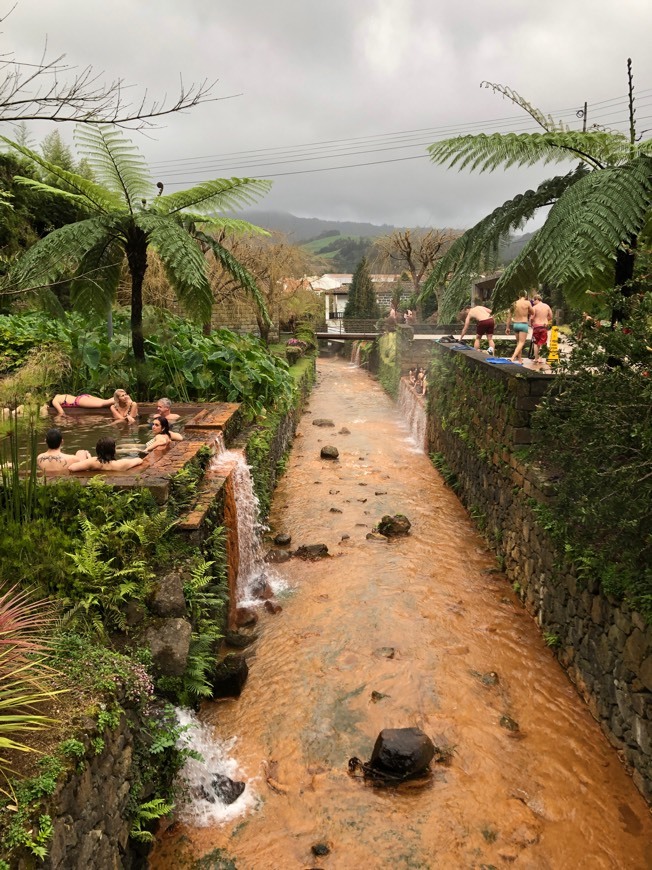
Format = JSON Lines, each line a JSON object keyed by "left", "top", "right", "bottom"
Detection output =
{"left": 427, "top": 131, "right": 631, "bottom": 174}
{"left": 154, "top": 177, "right": 272, "bottom": 217}
{"left": 70, "top": 236, "right": 124, "bottom": 316}
{"left": 136, "top": 214, "right": 213, "bottom": 322}
{"left": 195, "top": 229, "right": 272, "bottom": 327}
{"left": 1, "top": 137, "right": 123, "bottom": 212}
{"left": 6, "top": 217, "right": 116, "bottom": 295}
{"left": 74, "top": 125, "right": 150, "bottom": 213}
{"left": 422, "top": 167, "right": 587, "bottom": 321}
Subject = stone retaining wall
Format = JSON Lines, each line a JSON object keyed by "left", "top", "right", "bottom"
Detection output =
{"left": 425, "top": 342, "right": 652, "bottom": 800}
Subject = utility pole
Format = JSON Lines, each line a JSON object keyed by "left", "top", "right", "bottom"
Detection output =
{"left": 577, "top": 101, "right": 588, "bottom": 132}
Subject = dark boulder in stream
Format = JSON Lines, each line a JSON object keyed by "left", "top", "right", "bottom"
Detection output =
{"left": 210, "top": 654, "right": 249, "bottom": 697}
{"left": 320, "top": 445, "right": 339, "bottom": 459}
{"left": 349, "top": 727, "right": 435, "bottom": 784}
{"left": 377, "top": 514, "right": 411, "bottom": 537}
{"left": 274, "top": 532, "right": 292, "bottom": 546}
{"left": 295, "top": 544, "right": 329, "bottom": 560}
{"left": 211, "top": 773, "right": 246, "bottom": 805}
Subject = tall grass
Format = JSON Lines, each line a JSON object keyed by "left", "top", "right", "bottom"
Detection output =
{"left": 0, "top": 414, "right": 39, "bottom": 524}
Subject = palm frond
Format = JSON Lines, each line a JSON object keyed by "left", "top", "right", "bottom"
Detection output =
{"left": 137, "top": 214, "right": 213, "bottom": 322}
{"left": 1, "top": 137, "right": 123, "bottom": 212}
{"left": 195, "top": 229, "right": 272, "bottom": 328}
{"left": 70, "top": 236, "right": 124, "bottom": 315}
{"left": 422, "top": 167, "right": 587, "bottom": 320}
{"left": 154, "top": 177, "right": 272, "bottom": 216}
{"left": 427, "top": 131, "right": 631, "bottom": 173}
{"left": 74, "top": 125, "right": 150, "bottom": 212}
{"left": 536, "top": 157, "right": 652, "bottom": 285}
{"left": 181, "top": 215, "right": 269, "bottom": 237}
{"left": 13, "top": 176, "right": 94, "bottom": 210}
{"left": 493, "top": 156, "right": 652, "bottom": 307}
{"left": 5, "top": 216, "right": 117, "bottom": 296}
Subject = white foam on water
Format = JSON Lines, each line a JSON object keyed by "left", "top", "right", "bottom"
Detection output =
{"left": 175, "top": 708, "right": 259, "bottom": 827}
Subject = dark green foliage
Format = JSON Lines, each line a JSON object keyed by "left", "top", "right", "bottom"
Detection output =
{"left": 344, "top": 258, "right": 379, "bottom": 319}
{"left": 533, "top": 292, "right": 652, "bottom": 617}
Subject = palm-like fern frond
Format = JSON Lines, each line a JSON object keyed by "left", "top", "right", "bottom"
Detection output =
{"left": 181, "top": 215, "right": 269, "bottom": 237}
{"left": 70, "top": 235, "right": 124, "bottom": 315}
{"left": 427, "top": 131, "right": 632, "bottom": 173}
{"left": 5, "top": 217, "right": 114, "bottom": 294}
{"left": 74, "top": 125, "right": 150, "bottom": 213}
{"left": 154, "top": 177, "right": 272, "bottom": 216}
{"left": 492, "top": 156, "right": 652, "bottom": 308}
{"left": 137, "top": 214, "right": 213, "bottom": 322}
{"left": 422, "top": 167, "right": 588, "bottom": 320}
{"left": 1, "top": 137, "right": 123, "bottom": 212}
{"left": 479, "top": 81, "right": 570, "bottom": 133}
{"left": 195, "top": 229, "right": 272, "bottom": 328}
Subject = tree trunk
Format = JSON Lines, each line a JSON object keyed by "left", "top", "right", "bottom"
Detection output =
{"left": 126, "top": 227, "right": 149, "bottom": 362}
{"left": 611, "top": 238, "right": 637, "bottom": 326}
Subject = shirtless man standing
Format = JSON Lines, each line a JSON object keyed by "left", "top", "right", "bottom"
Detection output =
{"left": 37, "top": 429, "right": 91, "bottom": 471}
{"left": 530, "top": 293, "right": 553, "bottom": 364}
{"left": 460, "top": 305, "right": 495, "bottom": 354}
{"left": 506, "top": 291, "right": 534, "bottom": 363}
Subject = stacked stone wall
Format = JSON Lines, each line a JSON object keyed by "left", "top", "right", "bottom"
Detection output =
{"left": 424, "top": 342, "right": 652, "bottom": 800}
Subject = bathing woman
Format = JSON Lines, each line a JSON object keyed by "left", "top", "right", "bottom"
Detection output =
{"left": 111, "top": 389, "right": 139, "bottom": 423}
{"left": 68, "top": 437, "right": 143, "bottom": 472}
{"left": 144, "top": 416, "right": 183, "bottom": 453}
{"left": 49, "top": 393, "right": 115, "bottom": 415}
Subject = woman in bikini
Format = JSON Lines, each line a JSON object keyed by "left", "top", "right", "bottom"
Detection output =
{"left": 49, "top": 393, "right": 115, "bottom": 415}
{"left": 111, "top": 389, "right": 139, "bottom": 423}
{"left": 143, "top": 415, "right": 183, "bottom": 453}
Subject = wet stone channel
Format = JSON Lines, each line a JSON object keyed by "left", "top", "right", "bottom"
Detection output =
{"left": 151, "top": 357, "right": 652, "bottom": 869}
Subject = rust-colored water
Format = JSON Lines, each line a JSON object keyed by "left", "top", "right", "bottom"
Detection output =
{"left": 151, "top": 357, "right": 651, "bottom": 869}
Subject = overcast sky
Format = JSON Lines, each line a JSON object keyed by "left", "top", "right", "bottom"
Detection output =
{"left": 4, "top": 0, "right": 652, "bottom": 231}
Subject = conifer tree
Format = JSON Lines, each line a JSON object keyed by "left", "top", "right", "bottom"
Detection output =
{"left": 344, "top": 257, "right": 379, "bottom": 319}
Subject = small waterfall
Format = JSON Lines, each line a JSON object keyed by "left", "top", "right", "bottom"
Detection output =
{"left": 350, "top": 341, "right": 361, "bottom": 367}
{"left": 175, "top": 708, "right": 257, "bottom": 826}
{"left": 397, "top": 377, "right": 427, "bottom": 451}
{"left": 211, "top": 448, "right": 283, "bottom": 606}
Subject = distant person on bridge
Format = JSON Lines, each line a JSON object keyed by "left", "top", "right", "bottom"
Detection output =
{"left": 506, "top": 291, "right": 534, "bottom": 363}
{"left": 530, "top": 293, "right": 554, "bottom": 364}
{"left": 459, "top": 305, "right": 495, "bottom": 354}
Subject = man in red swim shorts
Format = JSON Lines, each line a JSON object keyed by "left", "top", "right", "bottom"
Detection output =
{"left": 460, "top": 305, "right": 495, "bottom": 354}
{"left": 530, "top": 293, "right": 553, "bottom": 364}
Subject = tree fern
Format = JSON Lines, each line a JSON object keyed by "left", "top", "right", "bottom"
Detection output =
{"left": 2, "top": 125, "right": 273, "bottom": 359}
{"left": 424, "top": 78, "right": 652, "bottom": 316}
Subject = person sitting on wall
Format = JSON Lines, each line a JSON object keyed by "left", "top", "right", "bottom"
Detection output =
{"left": 154, "top": 397, "right": 180, "bottom": 423}
{"left": 69, "top": 437, "right": 144, "bottom": 472}
{"left": 48, "top": 393, "right": 115, "bottom": 416}
{"left": 143, "top": 415, "right": 183, "bottom": 453}
{"left": 111, "top": 389, "right": 139, "bottom": 423}
{"left": 37, "top": 428, "right": 91, "bottom": 471}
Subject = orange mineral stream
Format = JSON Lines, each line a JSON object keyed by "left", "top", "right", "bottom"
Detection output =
{"left": 151, "top": 357, "right": 652, "bottom": 870}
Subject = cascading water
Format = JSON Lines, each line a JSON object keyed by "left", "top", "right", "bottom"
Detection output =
{"left": 174, "top": 709, "right": 257, "bottom": 826}
{"left": 210, "top": 447, "right": 283, "bottom": 606}
{"left": 397, "top": 376, "right": 427, "bottom": 451}
{"left": 350, "top": 341, "right": 361, "bottom": 367}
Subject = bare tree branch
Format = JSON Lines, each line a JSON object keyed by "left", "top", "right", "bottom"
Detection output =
{"left": 0, "top": 33, "right": 233, "bottom": 129}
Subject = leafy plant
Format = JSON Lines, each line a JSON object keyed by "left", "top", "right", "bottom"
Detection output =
{"left": 0, "top": 586, "right": 60, "bottom": 794}
{"left": 129, "top": 797, "right": 174, "bottom": 842}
